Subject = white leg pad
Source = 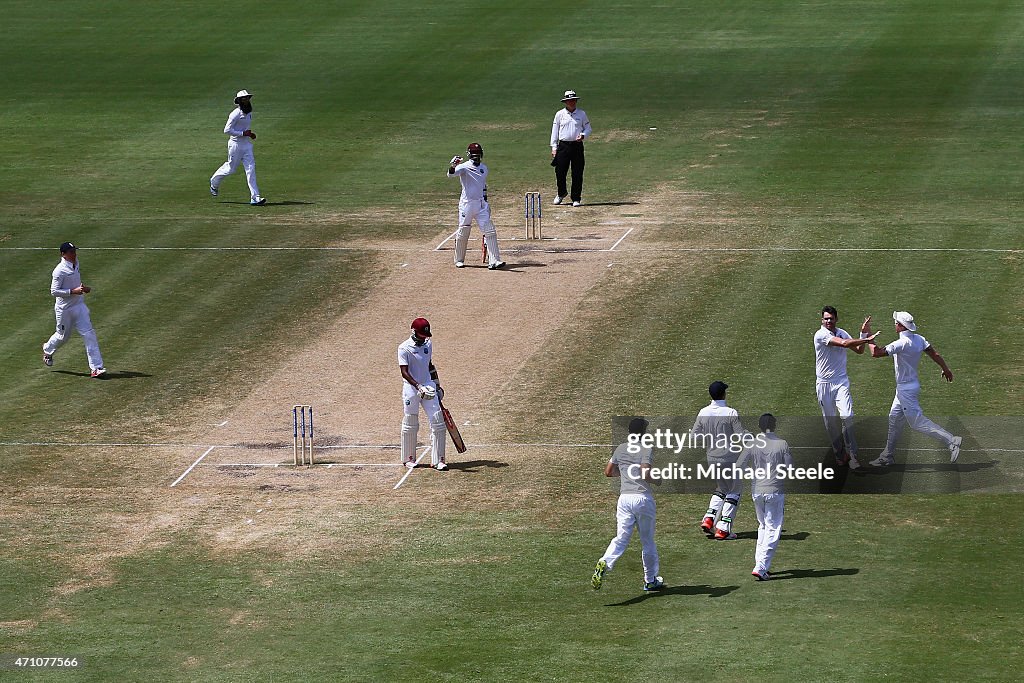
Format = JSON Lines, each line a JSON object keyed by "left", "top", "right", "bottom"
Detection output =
{"left": 429, "top": 411, "right": 447, "bottom": 464}
{"left": 454, "top": 225, "right": 470, "bottom": 264}
{"left": 401, "top": 414, "right": 419, "bottom": 464}
{"left": 483, "top": 232, "right": 501, "bottom": 262}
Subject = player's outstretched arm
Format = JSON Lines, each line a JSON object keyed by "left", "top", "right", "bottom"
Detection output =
{"left": 925, "top": 347, "right": 954, "bottom": 382}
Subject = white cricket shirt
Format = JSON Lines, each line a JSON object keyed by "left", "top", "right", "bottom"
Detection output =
{"left": 50, "top": 258, "right": 84, "bottom": 312}
{"left": 741, "top": 432, "right": 793, "bottom": 495}
{"left": 885, "top": 330, "right": 930, "bottom": 386}
{"left": 397, "top": 337, "right": 432, "bottom": 385}
{"left": 692, "top": 400, "right": 747, "bottom": 457}
{"left": 450, "top": 161, "right": 488, "bottom": 202}
{"left": 223, "top": 107, "right": 253, "bottom": 141}
{"left": 813, "top": 326, "right": 852, "bottom": 381}
{"left": 550, "top": 107, "right": 592, "bottom": 149}
{"left": 610, "top": 442, "right": 654, "bottom": 496}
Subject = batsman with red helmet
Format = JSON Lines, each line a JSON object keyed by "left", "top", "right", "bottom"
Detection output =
{"left": 447, "top": 143, "right": 505, "bottom": 270}
{"left": 398, "top": 318, "right": 448, "bottom": 470}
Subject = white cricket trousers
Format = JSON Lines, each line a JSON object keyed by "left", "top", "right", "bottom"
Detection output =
{"left": 211, "top": 138, "right": 260, "bottom": 200}
{"left": 816, "top": 378, "right": 858, "bottom": 455}
{"left": 753, "top": 493, "right": 784, "bottom": 573}
{"left": 600, "top": 493, "right": 659, "bottom": 584}
{"left": 884, "top": 381, "right": 955, "bottom": 455}
{"left": 454, "top": 199, "right": 501, "bottom": 266}
{"left": 43, "top": 303, "right": 104, "bottom": 371}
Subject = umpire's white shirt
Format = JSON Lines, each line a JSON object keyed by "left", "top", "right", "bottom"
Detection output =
{"left": 885, "top": 331, "right": 929, "bottom": 385}
{"left": 814, "top": 326, "right": 852, "bottom": 382}
{"left": 397, "top": 337, "right": 432, "bottom": 385}
{"left": 450, "top": 161, "right": 488, "bottom": 203}
{"left": 50, "top": 258, "right": 83, "bottom": 312}
{"left": 550, "top": 108, "right": 592, "bottom": 148}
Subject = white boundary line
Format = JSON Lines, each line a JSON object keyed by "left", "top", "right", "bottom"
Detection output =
{"left": 170, "top": 446, "right": 216, "bottom": 487}
{"left": 3, "top": 245, "right": 1020, "bottom": 254}
{"left": 608, "top": 227, "right": 635, "bottom": 251}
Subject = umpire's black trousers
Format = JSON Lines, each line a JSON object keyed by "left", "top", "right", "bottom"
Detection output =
{"left": 554, "top": 140, "right": 585, "bottom": 202}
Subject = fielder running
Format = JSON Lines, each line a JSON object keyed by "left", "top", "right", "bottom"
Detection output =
{"left": 694, "top": 381, "right": 750, "bottom": 540}
{"left": 398, "top": 317, "right": 448, "bottom": 470}
{"left": 736, "top": 414, "right": 793, "bottom": 581}
{"left": 447, "top": 143, "right": 505, "bottom": 270}
{"left": 42, "top": 242, "right": 106, "bottom": 378}
{"left": 867, "top": 311, "right": 962, "bottom": 466}
{"left": 591, "top": 417, "right": 665, "bottom": 593}
{"left": 210, "top": 89, "right": 266, "bottom": 205}
{"left": 813, "top": 306, "right": 879, "bottom": 469}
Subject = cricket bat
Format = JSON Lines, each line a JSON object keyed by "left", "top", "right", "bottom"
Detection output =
{"left": 439, "top": 400, "right": 467, "bottom": 453}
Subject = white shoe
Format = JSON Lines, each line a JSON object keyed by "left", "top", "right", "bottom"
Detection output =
{"left": 209, "top": 185, "right": 218, "bottom": 197}
{"left": 455, "top": 261, "right": 465, "bottom": 268}
{"left": 404, "top": 460, "right": 416, "bottom": 470}
{"left": 90, "top": 367, "right": 106, "bottom": 378}
{"left": 949, "top": 436, "right": 962, "bottom": 463}
{"left": 435, "top": 461, "right": 447, "bottom": 471}
{"left": 488, "top": 261, "right": 506, "bottom": 270}
{"left": 869, "top": 454, "right": 894, "bottom": 467}
{"left": 848, "top": 455, "right": 861, "bottom": 471}
{"left": 552, "top": 196, "right": 564, "bottom": 205}
{"left": 43, "top": 352, "right": 54, "bottom": 367}
{"left": 250, "top": 196, "right": 266, "bottom": 206}
{"left": 572, "top": 200, "right": 582, "bottom": 207}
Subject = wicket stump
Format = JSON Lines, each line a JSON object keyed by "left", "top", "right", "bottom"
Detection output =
{"left": 292, "top": 405, "right": 314, "bottom": 466}
{"left": 524, "top": 191, "right": 542, "bottom": 239}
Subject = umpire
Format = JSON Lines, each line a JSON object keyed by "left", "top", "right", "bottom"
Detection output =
{"left": 549, "top": 89, "right": 592, "bottom": 207}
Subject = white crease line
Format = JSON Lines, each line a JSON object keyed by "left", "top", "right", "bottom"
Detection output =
{"left": 170, "top": 446, "right": 216, "bottom": 487}
{"left": 215, "top": 462, "right": 401, "bottom": 468}
{"left": 608, "top": 227, "right": 635, "bottom": 251}
{"left": 393, "top": 446, "right": 430, "bottom": 490}
{"left": 434, "top": 231, "right": 458, "bottom": 251}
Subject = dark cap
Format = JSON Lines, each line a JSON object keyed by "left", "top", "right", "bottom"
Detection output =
{"left": 60, "top": 242, "right": 77, "bottom": 253}
{"left": 411, "top": 317, "right": 431, "bottom": 337}
{"left": 709, "top": 381, "right": 728, "bottom": 400}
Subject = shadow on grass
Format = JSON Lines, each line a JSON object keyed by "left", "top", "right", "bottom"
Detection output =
{"left": 573, "top": 201, "right": 640, "bottom": 207}
{"left": 767, "top": 567, "right": 859, "bottom": 581}
{"left": 607, "top": 583, "right": 740, "bottom": 606}
{"left": 219, "top": 200, "right": 316, "bottom": 206}
{"left": 853, "top": 461, "right": 998, "bottom": 475}
{"left": 52, "top": 370, "right": 152, "bottom": 380}
{"left": 447, "top": 459, "right": 508, "bottom": 472}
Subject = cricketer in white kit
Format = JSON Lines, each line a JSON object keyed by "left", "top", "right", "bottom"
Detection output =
{"left": 42, "top": 242, "right": 106, "bottom": 377}
{"left": 736, "top": 414, "right": 792, "bottom": 581}
{"left": 813, "top": 307, "right": 879, "bottom": 469}
{"left": 867, "top": 311, "right": 962, "bottom": 466}
{"left": 398, "top": 317, "right": 448, "bottom": 470}
{"left": 210, "top": 90, "right": 265, "bottom": 205}
{"left": 591, "top": 418, "right": 665, "bottom": 592}
{"left": 694, "top": 381, "right": 750, "bottom": 540}
{"left": 447, "top": 143, "right": 505, "bottom": 270}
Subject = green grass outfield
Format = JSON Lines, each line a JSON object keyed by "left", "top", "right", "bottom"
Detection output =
{"left": 1, "top": 1, "right": 1022, "bottom": 680}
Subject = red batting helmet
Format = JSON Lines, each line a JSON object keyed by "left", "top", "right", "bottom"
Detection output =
{"left": 467, "top": 142, "right": 483, "bottom": 161}
{"left": 411, "top": 317, "right": 432, "bottom": 337}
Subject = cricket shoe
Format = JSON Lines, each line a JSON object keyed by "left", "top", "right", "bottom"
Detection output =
{"left": 751, "top": 569, "right": 771, "bottom": 581}
{"left": 209, "top": 185, "right": 218, "bottom": 197}
{"left": 949, "top": 436, "right": 962, "bottom": 463}
{"left": 404, "top": 460, "right": 416, "bottom": 469}
{"left": 848, "top": 455, "right": 861, "bottom": 471}
{"left": 552, "top": 195, "right": 564, "bottom": 205}
{"left": 643, "top": 577, "right": 666, "bottom": 592}
{"left": 834, "top": 451, "right": 850, "bottom": 467}
{"left": 591, "top": 560, "right": 606, "bottom": 590}
{"left": 869, "top": 454, "right": 894, "bottom": 467}
{"left": 714, "top": 528, "right": 737, "bottom": 540}
{"left": 487, "top": 261, "right": 506, "bottom": 270}
{"left": 435, "top": 461, "right": 447, "bottom": 471}
{"left": 250, "top": 196, "right": 267, "bottom": 206}
{"left": 700, "top": 516, "right": 716, "bottom": 534}
{"left": 455, "top": 261, "right": 465, "bottom": 268}
{"left": 90, "top": 367, "right": 106, "bottom": 378}
{"left": 42, "top": 352, "right": 54, "bottom": 367}
{"left": 572, "top": 200, "right": 582, "bottom": 207}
